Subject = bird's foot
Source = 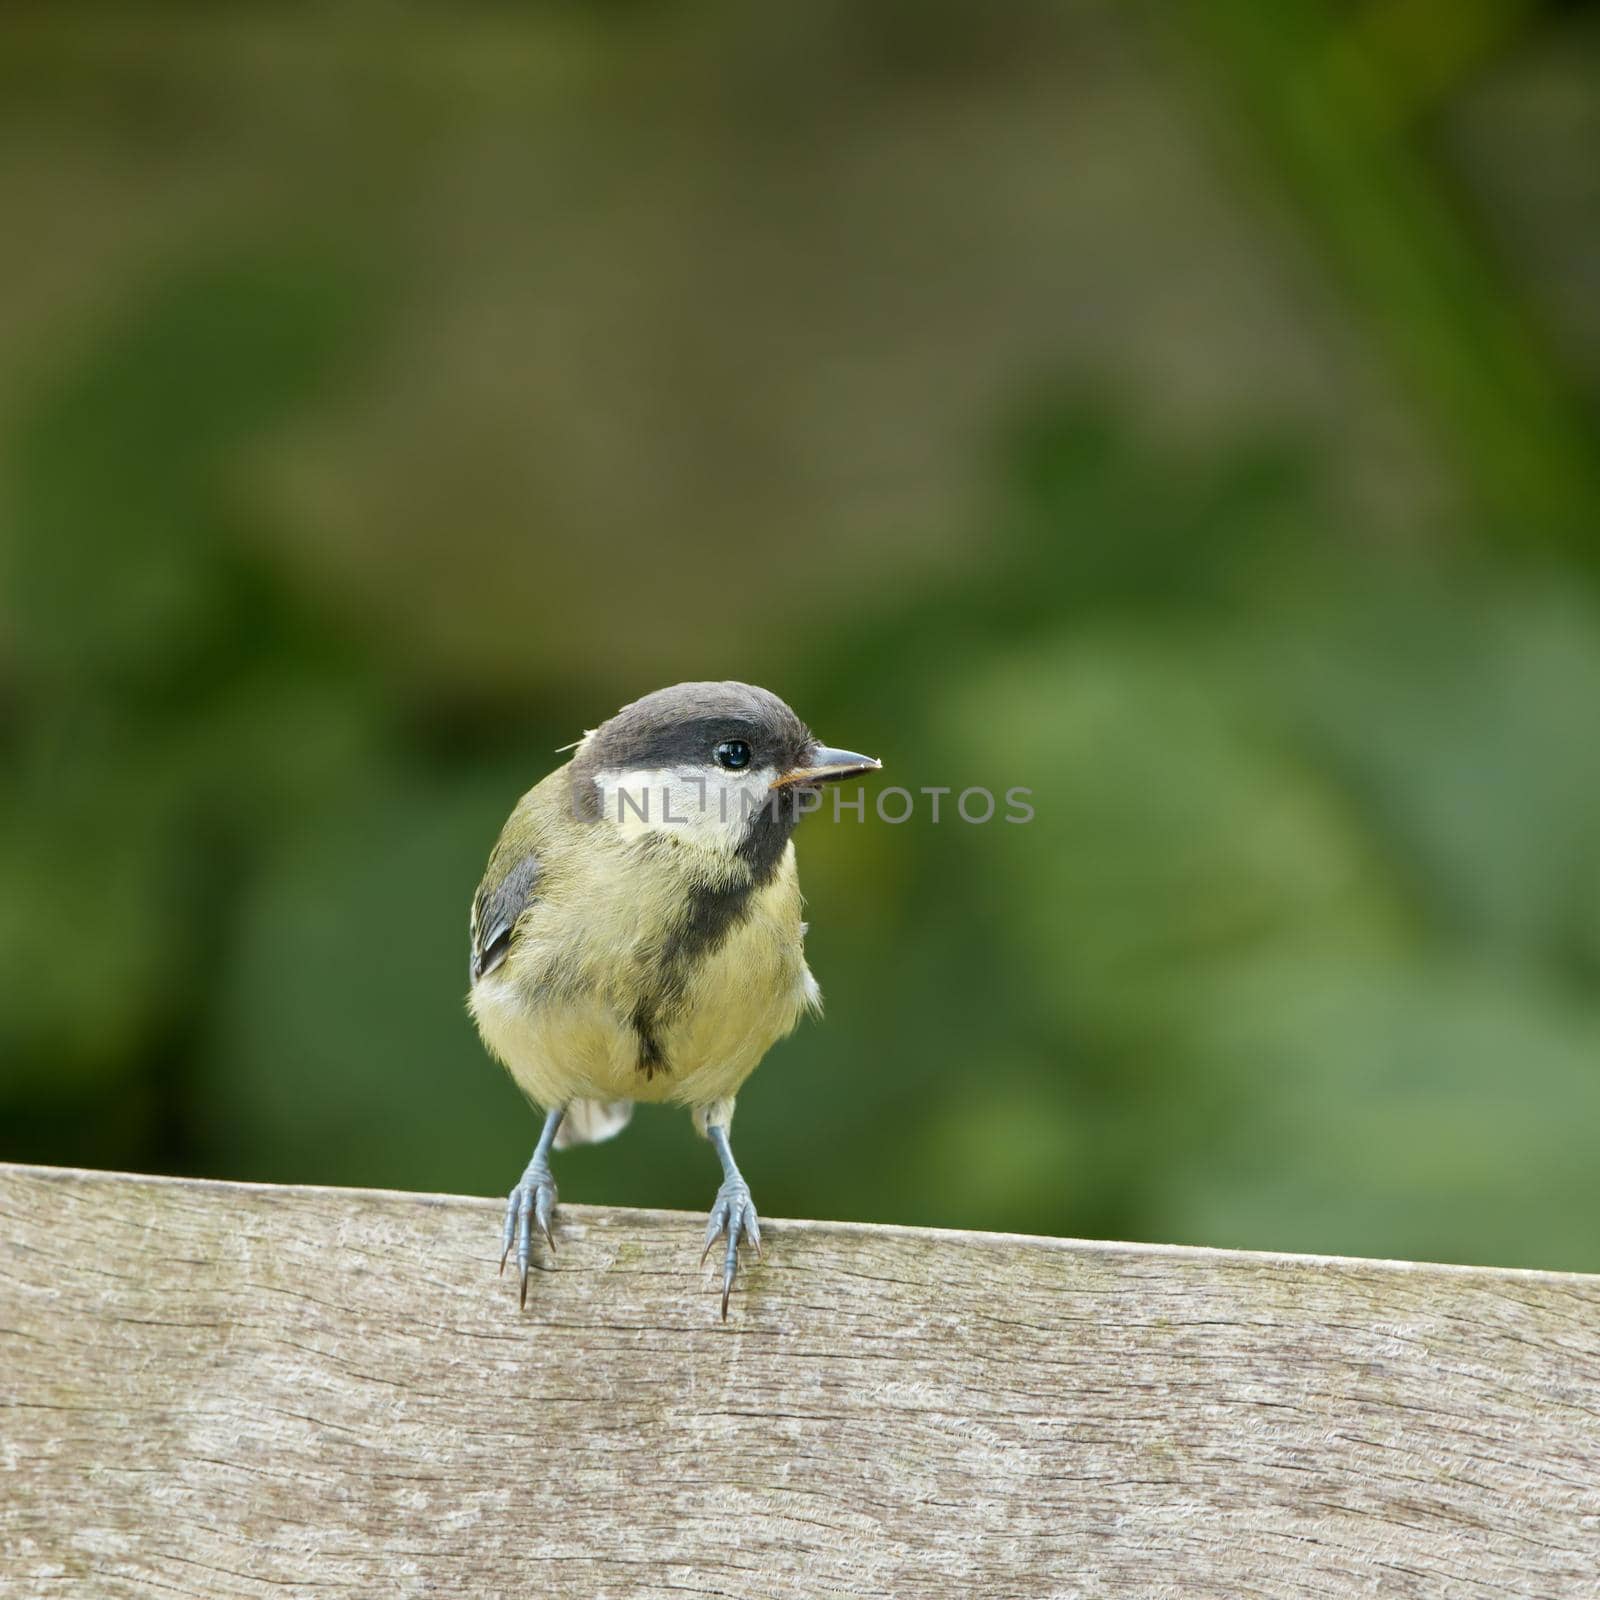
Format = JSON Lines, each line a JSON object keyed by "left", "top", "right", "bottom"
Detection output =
{"left": 701, "top": 1176, "right": 761, "bottom": 1320}
{"left": 499, "top": 1161, "right": 558, "bottom": 1308}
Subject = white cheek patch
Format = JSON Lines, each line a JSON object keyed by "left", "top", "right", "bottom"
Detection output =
{"left": 592, "top": 765, "right": 779, "bottom": 848}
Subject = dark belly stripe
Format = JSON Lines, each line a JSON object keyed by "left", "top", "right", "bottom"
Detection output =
{"left": 632, "top": 1003, "right": 668, "bottom": 1080}
{"left": 628, "top": 845, "right": 772, "bottom": 1079}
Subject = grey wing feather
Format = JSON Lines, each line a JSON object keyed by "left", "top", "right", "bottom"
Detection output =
{"left": 470, "top": 851, "right": 541, "bottom": 983}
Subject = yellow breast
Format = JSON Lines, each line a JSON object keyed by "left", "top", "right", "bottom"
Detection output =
{"left": 470, "top": 841, "right": 817, "bottom": 1113}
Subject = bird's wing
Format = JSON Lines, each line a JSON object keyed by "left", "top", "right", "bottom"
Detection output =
{"left": 469, "top": 849, "right": 541, "bottom": 983}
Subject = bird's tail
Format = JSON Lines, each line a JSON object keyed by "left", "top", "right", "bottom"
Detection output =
{"left": 554, "top": 1098, "right": 634, "bottom": 1150}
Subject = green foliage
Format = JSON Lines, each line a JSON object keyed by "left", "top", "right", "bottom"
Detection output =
{"left": 3, "top": 1, "right": 1599, "bottom": 1274}
{"left": 0, "top": 256, "right": 384, "bottom": 1113}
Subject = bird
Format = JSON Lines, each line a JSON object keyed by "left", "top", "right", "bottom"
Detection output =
{"left": 467, "top": 680, "right": 881, "bottom": 1318}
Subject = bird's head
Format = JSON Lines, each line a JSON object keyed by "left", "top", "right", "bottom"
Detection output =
{"left": 569, "top": 681, "right": 880, "bottom": 863}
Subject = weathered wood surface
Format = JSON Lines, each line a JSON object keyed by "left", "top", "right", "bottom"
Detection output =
{"left": 2, "top": 1162, "right": 1598, "bottom": 1599}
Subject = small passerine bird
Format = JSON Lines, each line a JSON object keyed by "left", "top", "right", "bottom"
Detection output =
{"left": 467, "top": 681, "right": 880, "bottom": 1317}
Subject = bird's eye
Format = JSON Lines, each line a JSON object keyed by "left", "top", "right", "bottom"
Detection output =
{"left": 714, "top": 739, "right": 752, "bottom": 771}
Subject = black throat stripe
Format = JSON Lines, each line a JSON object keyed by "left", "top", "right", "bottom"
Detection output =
{"left": 629, "top": 844, "right": 780, "bottom": 1078}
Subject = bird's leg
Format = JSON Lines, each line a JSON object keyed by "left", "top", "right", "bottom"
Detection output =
{"left": 500, "top": 1106, "right": 564, "bottom": 1307}
{"left": 700, "top": 1122, "right": 762, "bottom": 1320}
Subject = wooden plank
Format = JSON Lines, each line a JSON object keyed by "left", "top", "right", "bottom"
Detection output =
{"left": 2, "top": 1161, "right": 1597, "bottom": 1598}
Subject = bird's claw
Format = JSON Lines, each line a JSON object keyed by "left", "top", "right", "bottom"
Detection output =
{"left": 701, "top": 1177, "right": 761, "bottom": 1320}
{"left": 499, "top": 1163, "right": 558, "bottom": 1308}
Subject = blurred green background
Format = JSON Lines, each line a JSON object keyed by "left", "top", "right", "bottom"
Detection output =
{"left": 4, "top": 1, "right": 1600, "bottom": 1273}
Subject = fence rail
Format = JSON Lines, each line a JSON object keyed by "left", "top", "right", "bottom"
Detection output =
{"left": 3, "top": 1161, "right": 1597, "bottom": 1597}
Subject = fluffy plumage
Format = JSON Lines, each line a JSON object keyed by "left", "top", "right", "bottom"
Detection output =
{"left": 469, "top": 682, "right": 865, "bottom": 1136}
{"left": 467, "top": 680, "right": 878, "bottom": 1315}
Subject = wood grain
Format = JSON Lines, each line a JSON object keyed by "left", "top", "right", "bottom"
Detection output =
{"left": 2, "top": 1161, "right": 1597, "bottom": 1598}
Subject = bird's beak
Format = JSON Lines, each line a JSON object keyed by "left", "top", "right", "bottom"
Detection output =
{"left": 771, "top": 744, "right": 883, "bottom": 789}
